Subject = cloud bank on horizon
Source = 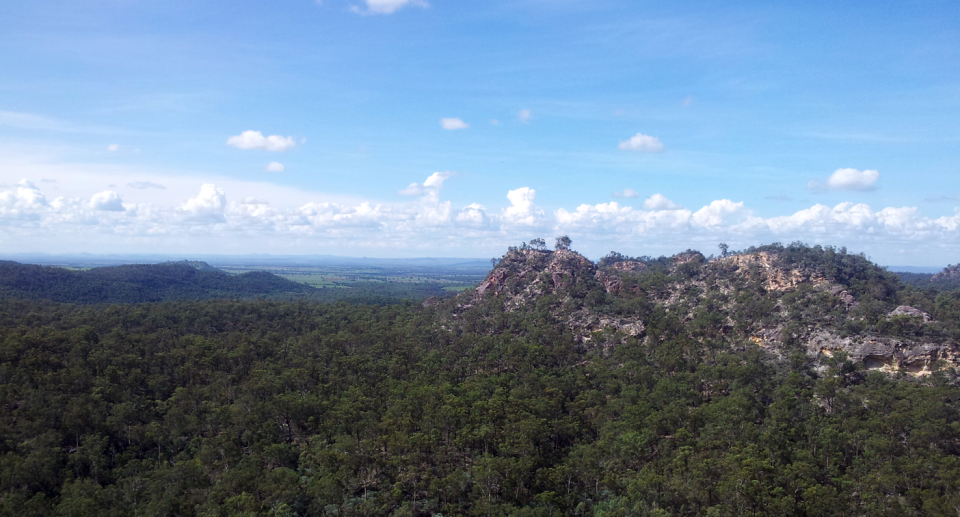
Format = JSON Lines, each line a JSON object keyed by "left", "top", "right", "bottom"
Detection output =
{"left": 1, "top": 175, "right": 958, "bottom": 264}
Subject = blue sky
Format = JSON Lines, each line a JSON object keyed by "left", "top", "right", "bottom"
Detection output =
{"left": 1, "top": 0, "right": 959, "bottom": 263}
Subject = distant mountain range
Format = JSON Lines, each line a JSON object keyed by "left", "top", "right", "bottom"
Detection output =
{"left": 0, "top": 260, "right": 316, "bottom": 304}
{"left": 0, "top": 253, "right": 493, "bottom": 270}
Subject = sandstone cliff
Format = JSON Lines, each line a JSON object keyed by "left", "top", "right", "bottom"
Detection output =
{"left": 445, "top": 245, "right": 960, "bottom": 377}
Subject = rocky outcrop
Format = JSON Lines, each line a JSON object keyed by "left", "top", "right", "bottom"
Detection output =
{"left": 803, "top": 330, "right": 959, "bottom": 377}
{"left": 931, "top": 264, "right": 960, "bottom": 283}
{"left": 888, "top": 305, "right": 932, "bottom": 322}
{"left": 828, "top": 285, "right": 857, "bottom": 307}
{"left": 611, "top": 260, "right": 648, "bottom": 273}
{"left": 456, "top": 246, "right": 960, "bottom": 376}
{"left": 717, "top": 252, "right": 828, "bottom": 291}
{"left": 595, "top": 270, "right": 622, "bottom": 294}
{"left": 460, "top": 249, "right": 643, "bottom": 345}
{"left": 672, "top": 251, "right": 706, "bottom": 268}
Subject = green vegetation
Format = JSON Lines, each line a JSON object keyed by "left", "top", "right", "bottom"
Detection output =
{"left": 1, "top": 243, "right": 960, "bottom": 516}
{"left": 0, "top": 261, "right": 482, "bottom": 306}
{"left": 0, "top": 261, "right": 316, "bottom": 304}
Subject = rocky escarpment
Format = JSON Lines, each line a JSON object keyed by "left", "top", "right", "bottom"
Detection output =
{"left": 449, "top": 245, "right": 960, "bottom": 377}
{"left": 455, "top": 249, "right": 645, "bottom": 345}
{"left": 932, "top": 264, "right": 960, "bottom": 283}
{"left": 717, "top": 252, "right": 828, "bottom": 291}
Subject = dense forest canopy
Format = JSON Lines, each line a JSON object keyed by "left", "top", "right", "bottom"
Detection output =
{"left": 1, "top": 242, "right": 960, "bottom": 516}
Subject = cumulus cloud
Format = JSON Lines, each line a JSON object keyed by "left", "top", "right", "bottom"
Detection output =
{"left": 691, "top": 199, "right": 749, "bottom": 227}
{"left": 352, "top": 0, "right": 428, "bottom": 14}
{"left": 89, "top": 191, "right": 125, "bottom": 212}
{"left": 440, "top": 118, "right": 469, "bottom": 130}
{"left": 128, "top": 181, "right": 166, "bottom": 190}
{"left": 456, "top": 203, "right": 490, "bottom": 227}
{"left": 613, "top": 188, "right": 640, "bottom": 198}
{"left": 265, "top": 161, "right": 285, "bottom": 172}
{"left": 519, "top": 109, "right": 532, "bottom": 123}
{"left": 399, "top": 171, "right": 452, "bottom": 198}
{"left": 226, "top": 131, "right": 297, "bottom": 151}
{"left": 556, "top": 202, "right": 691, "bottom": 234}
{"left": 619, "top": 133, "right": 664, "bottom": 152}
{"left": 181, "top": 184, "right": 227, "bottom": 222}
{"left": 643, "top": 193, "right": 682, "bottom": 210}
{"left": 809, "top": 168, "right": 880, "bottom": 192}
{"left": 0, "top": 180, "right": 49, "bottom": 220}
{"left": 502, "top": 187, "right": 545, "bottom": 226}
{"left": 5, "top": 174, "right": 960, "bottom": 263}
{"left": 394, "top": 172, "right": 454, "bottom": 225}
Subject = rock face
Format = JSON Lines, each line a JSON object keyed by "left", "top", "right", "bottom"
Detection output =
{"left": 888, "top": 305, "right": 932, "bottom": 322}
{"left": 931, "top": 264, "right": 960, "bottom": 283}
{"left": 610, "top": 260, "right": 647, "bottom": 273}
{"left": 452, "top": 247, "right": 960, "bottom": 376}
{"left": 459, "top": 249, "right": 644, "bottom": 345}
{"left": 803, "top": 331, "right": 959, "bottom": 377}
{"left": 717, "top": 252, "right": 828, "bottom": 292}
{"left": 828, "top": 285, "right": 858, "bottom": 307}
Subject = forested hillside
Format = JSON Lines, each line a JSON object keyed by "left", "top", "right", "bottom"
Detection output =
{"left": 0, "top": 261, "right": 457, "bottom": 305}
{"left": 1, "top": 243, "right": 960, "bottom": 516}
{"left": 0, "top": 261, "right": 316, "bottom": 304}
{"left": 898, "top": 263, "right": 960, "bottom": 291}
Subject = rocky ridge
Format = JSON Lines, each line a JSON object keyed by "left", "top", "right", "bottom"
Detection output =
{"left": 932, "top": 264, "right": 960, "bottom": 283}
{"left": 450, "top": 246, "right": 960, "bottom": 377}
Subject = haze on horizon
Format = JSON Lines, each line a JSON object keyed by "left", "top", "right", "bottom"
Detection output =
{"left": 1, "top": 0, "right": 958, "bottom": 265}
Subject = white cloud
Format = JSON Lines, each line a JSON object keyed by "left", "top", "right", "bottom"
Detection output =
{"left": 642, "top": 193, "right": 681, "bottom": 210}
{"left": 491, "top": 119, "right": 500, "bottom": 126}
{"left": 0, "top": 179, "right": 49, "bottom": 220}
{"left": 89, "top": 191, "right": 125, "bottom": 212}
{"left": 502, "top": 187, "right": 545, "bottom": 226}
{"left": 226, "top": 131, "right": 297, "bottom": 152}
{"left": 265, "top": 161, "right": 285, "bottom": 172}
{"left": 127, "top": 181, "right": 166, "bottom": 190}
{"left": 181, "top": 184, "right": 227, "bottom": 222}
{"left": 618, "top": 133, "right": 664, "bottom": 152}
{"left": 518, "top": 109, "right": 532, "bottom": 123}
{"left": 399, "top": 171, "right": 452, "bottom": 198}
{"left": 614, "top": 188, "right": 640, "bottom": 198}
{"left": 456, "top": 203, "right": 490, "bottom": 227}
{"left": 556, "top": 202, "right": 692, "bottom": 234}
{"left": 107, "top": 144, "right": 119, "bottom": 152}
{"left": 440, "top": 118, "right": 469, "bottom": 130}
{"left": 691, "top": 199, "right": 749, "bottom": 227}
{"left": 808, "top": 168, "right": 880, "bottom": 192}
{"left": 4, "top": 165, "right": 960, "bottom": 264}
{"left": 352, "top": 0, "right": 427, "bottom": 14}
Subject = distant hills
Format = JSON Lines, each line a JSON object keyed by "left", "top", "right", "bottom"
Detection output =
{"left": 0, "top": 260, "right": 316, "bottom": 304}
{"left": 895, "top": 263, "right": 960, "bottom": 290}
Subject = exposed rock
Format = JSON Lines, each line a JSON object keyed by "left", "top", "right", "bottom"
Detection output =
{"left": 888, "top": 305, "right": 932, "bottom": 322}
{"left": 611, "top": 260, "right": 648, "bottom": 273}
{"left": 718, "top": 252, "right": 828, "bottom": 291}
{"left": 672, "top": 250, "right": 706, "bottom": 267}
{"left": 459, "top": 249, "right": 643, "bottom": 346}
{"left": 595, "top": 270, "right": 622, "bottom": 294}
{"left": 828, "top": 285, "right": 857, "bottom": 307}
{"left": 454, "top": 246, "right": 960, "bottom": 376}
{"left": 931, "top": 264, "right": 960, "bottom": 283}
{"left": 803, "top": 330, "right": 958, "bottom": 377}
